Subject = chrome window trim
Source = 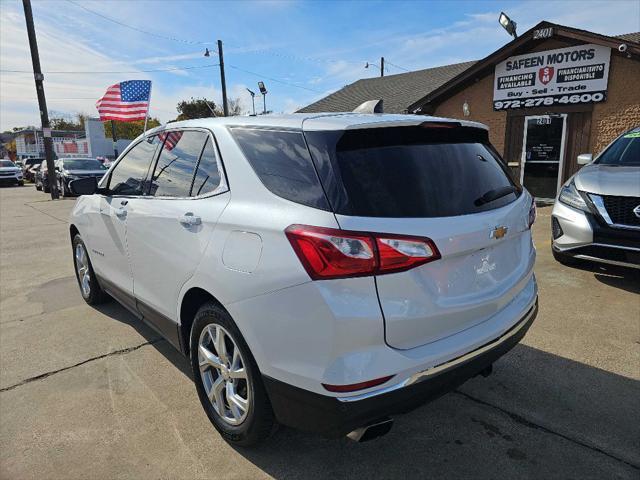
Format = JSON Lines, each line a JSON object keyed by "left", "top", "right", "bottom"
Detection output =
{"left": 337, "top": 300, "right": 537, "bottom": 403}
{"left": 99, "top": 127, "right": 229, "bottom": 201}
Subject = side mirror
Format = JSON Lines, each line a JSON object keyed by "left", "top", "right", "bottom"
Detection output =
{"left": 70, "top": 176, "right": 99, "bottom": 195}
{"left": 577, "top": 153, "right": 592, "bottom": 165}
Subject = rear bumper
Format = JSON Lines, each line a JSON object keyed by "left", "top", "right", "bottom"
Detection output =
{"left": 263, "top": 299, "right": 538, "bottom": 438}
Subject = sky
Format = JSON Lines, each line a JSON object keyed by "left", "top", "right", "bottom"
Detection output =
{"left": 1, "top": 0, "right": 639, "bottom": 131}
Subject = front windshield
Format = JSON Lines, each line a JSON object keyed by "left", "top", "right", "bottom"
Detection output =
{"left": 596, "top": 130, "right": 640, "bottom": 166}
{"left": 0, "top": 160, "right": 16, "bottom": 168}
{"left": 62, "top": 159, "right": 107, "bottom": 170}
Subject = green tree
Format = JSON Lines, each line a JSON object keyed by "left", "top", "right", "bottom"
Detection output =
{"left": 175, "top": 97, "right": 244, "bottom": 121}
{"left": 176, "top": 97, "right": 218, "bottom": 121}
{"left": 103, "top": 117, "right": 161, "bottom": 140}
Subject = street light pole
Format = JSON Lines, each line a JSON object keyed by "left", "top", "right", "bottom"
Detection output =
{"left": 380, "top": 57, "right": 384, "bottom": 77}
{"left": 246, "top": 88, "right": 256, "bottom": 116}
{"left": 22, "top": 0, "right": 58, "bottom": 199}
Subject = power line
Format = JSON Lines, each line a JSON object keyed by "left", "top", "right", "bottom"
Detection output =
{"left": 385, "top": 61, "right": 410, "bottom": 72}
{"left": 65, "top": 0, "right": 215, "bottom": 47}
{"left": 226, "top": 64, "right": 322, "bottom": 93}
{"left": 0, "top": 64, "right": 219, "bottom": 74}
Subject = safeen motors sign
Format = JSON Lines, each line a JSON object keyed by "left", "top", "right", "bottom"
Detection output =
{"left": 493, "top": 43, "right": 611, "bottom": 110}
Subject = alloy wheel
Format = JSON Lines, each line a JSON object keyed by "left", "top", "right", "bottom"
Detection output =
{"left": 75, "top": 243, "right": 91, "bottom": 297}
{"left": 198, "top": 324, "right": 251, "bottom": 426}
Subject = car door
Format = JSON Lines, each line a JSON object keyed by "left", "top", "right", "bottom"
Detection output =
{"left": 125, "top": 129, "right": 230, "bottom": 346}
{"left": 88, "top": 135, "right": 161, "bottom": 311}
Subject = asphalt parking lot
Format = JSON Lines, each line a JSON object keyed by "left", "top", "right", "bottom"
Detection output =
{"left": 1, "top": 185, "right": 638, "bottom": 479}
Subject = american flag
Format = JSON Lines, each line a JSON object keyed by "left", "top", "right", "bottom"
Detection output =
{"left": 158, "top": 131, "right": 183, "bottom": 151}
{"left": 96, "top": 80, "right": 151, "bottom": 121}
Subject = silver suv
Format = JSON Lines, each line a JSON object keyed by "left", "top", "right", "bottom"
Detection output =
{"left": 552, "top": 127, "right": 640, "bottom": 269}
{"left": 69, "top": 113, "right": 538, "bottom": 446}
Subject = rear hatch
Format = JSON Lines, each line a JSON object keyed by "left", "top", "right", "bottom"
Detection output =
{"left": 304, "top": 119, "right": 534, "bottom": 350}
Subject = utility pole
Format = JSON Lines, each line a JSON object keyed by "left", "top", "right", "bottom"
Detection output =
{"left": 23, "top": 0, "right": 58, "bottom": 199}
{"left": 217, "top": 40, "right": 229, "bottom": 117}
{"left": 380, "top": 57, "right": 385, "bottom": 77}
{"left": 110, "top": 120, "right": 118, "bottom": 159}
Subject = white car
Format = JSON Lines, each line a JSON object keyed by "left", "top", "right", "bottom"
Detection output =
{"left": 0, "top": 159, "right": 24, "bottom": 186}
{"left": 68, "top": 113, "right": 538, "bottom": 446}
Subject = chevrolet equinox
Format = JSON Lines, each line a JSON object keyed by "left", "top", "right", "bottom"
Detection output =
{"left": 68, "top": 113, "right": 538, "bottom": 446}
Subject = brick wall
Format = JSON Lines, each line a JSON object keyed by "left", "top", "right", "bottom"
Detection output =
{"left": 432, "top": 74, "right": 507, "bottom": 155}
{"left": 431, "top": 48, "right": 640, "bottom": 166}
{"left": 590, "top": 55, "right": 640, "bottom": 154}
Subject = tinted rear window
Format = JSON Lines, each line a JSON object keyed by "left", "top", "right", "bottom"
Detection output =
{"left": 231, "top": 128, "right": 329, "bottom": 211}
{"left": 305, "top": 126, "right": 520, "bottom": 218}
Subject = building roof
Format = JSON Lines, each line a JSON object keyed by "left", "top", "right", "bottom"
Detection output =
{"left": 144, "top": 112, "right": 486, "bottom": 137}
{"left": 615, "top": 32, "right": 640, "bottom": 43}
{"left": 297, "top": 61, "right": 476, "bottom": 114}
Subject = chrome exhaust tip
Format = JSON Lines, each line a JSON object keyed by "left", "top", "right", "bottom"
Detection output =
{"left": 346, "top": 418, "right": 393, "bottom": 442}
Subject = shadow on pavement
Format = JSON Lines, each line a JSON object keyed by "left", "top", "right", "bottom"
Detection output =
{"left": 93, "top": 295, "right": 640, "bottom": 478}
{"left": 234, "top": 345, "right": 639, "bottom": 478}
{"left": 93, "top": 301, "right": 193, "bottom": 380}
{"left": 561, "top": 261, "right": 639, "bottom": 293}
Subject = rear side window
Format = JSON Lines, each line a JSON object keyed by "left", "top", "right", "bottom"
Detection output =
{"left": 108, "top": 136, "right": 160, "bottom": 195}
{"left": 231, "top": 128, "right": 330, "bottom": 210}
{"left": 305, "top": 126, "right": 519, "bottom": 218}
{"left": 150, "top": 131, "right": 208, "bottom": 197}
{"left": 191, "top": 137, "right": 223, "bottom": 196}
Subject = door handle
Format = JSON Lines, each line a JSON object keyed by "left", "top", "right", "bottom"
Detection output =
{"left": 179, "top": 213, "right": 201, "bottom": 226}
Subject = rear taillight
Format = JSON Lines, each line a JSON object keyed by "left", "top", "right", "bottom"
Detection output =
{"left": 285, "top": 225, "right": 440, "bottom": 280}
{"left": 528, "top": 200, "right": 536, "bottom": 229}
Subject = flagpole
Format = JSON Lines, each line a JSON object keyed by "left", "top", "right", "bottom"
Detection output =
{"left": 144, "top": 81, "right": 152, "bottom": 133}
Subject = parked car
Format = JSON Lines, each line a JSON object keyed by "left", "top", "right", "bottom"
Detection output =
{"left": 0, "top": 159, "right": 24, "bottom": 186}
{"left": 55, "top": 158, "right": 108, "bottom": 197}
{"left": 552, "top": 127, "right": 640, "bottom": 269}
{"left": 68, "top": 114, "right": 538, "bottom": 446}
{"left": 22, "top": 157, "right": 44, "bottom": 182}
{"left": 34, "top": 162, "right": 48, "bottom": 192}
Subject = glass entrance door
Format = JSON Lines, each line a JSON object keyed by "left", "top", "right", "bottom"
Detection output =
{"left": 521, "top": 114, "right": 567, "bottom": 200}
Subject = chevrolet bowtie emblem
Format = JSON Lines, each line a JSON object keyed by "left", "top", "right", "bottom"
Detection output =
{"left": 491, "top": 225, "right": 508, "bottom": 239}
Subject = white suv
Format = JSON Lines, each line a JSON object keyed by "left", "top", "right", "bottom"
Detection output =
{"left": 68, "top": 113, "right": 538, "bottom": 446}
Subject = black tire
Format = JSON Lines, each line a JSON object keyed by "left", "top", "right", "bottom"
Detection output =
{"left": 72, "top": 234, "right": 109, "bottom": 305}
{"left": 190, "top": 302, "right": 276, "bottom": 447}
{"left": 18, "top": 181, "right": 24, "bottom": 186}
{"left": 35, "top": 182, "right": 42, "bottom": 191}
{"left": 43, "top": 181, "right": 50, "bottom": 193}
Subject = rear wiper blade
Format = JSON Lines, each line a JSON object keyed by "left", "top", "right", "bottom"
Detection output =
{"left": 474, "top": 185, "right": 517, "bottom": 206}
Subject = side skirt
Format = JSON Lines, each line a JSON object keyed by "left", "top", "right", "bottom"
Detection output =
{"left": 96, "top": 275, "right": 184, "bottom": 354}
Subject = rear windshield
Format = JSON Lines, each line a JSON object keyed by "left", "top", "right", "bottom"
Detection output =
{"left": 595, "top": 130, "right": 640, "bottom": 166}
{"left": 305, "top": 125, "right": 520, "bottom": 218}
{"left": 62, "top": 159, "right": 106, "bottom": 170}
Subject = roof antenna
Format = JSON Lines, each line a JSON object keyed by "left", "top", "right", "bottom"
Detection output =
{"left": 353, "top": 99, "right": 383, "bottom": 114}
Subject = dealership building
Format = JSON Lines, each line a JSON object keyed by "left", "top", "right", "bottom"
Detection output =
{"left": 300, "top": 22, "right": 640, "bottom": 200}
